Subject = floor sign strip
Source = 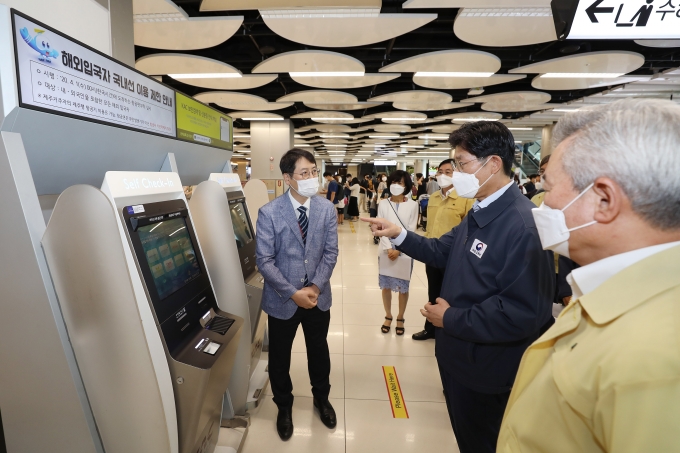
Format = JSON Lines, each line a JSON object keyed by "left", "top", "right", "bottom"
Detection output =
{"left": 382, "top": 366, "right": 409, "bottom": 419}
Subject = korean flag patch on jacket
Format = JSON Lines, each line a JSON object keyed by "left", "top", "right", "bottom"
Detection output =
{"left": 470, "top": 239, "right": 487, "bottom": 258}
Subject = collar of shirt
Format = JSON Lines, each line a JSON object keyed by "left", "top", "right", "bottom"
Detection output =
{"left": 288, "top": 189, "right": 311, "bottom": 219}
{"left": 472, "top": 180, "right": 514, "bottom": 212}
{"left": 441, "top": 187, "right": 454, "bottom": 198}
{"left": 567, "top": 240, "right": 680, "bottom": 299}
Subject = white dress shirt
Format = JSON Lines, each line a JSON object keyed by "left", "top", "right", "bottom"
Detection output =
{"left": 289, "top": 189, "right": 311, "bottom": 221}
{"left": 568, "top": 240, "right": 680, "bottom": 299}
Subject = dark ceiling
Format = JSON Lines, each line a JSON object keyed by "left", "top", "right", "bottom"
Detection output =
{"left": 134, "top": 0, "right": 680, "bottom": 130}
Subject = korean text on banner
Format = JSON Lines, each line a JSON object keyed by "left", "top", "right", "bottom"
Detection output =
{"left": 176, "top": 92, "right": 233, "bottom": 151}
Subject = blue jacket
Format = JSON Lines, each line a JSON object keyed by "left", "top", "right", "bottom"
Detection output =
{"left": 256, "top": 192, "right": 339, "bottom": 320}
{"left": 398, "top": 184, "right": 554, "bottom": 394}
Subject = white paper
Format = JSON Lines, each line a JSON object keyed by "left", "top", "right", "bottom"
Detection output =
{"left": 379, "top": 252, "right": 413, "bottom": 281}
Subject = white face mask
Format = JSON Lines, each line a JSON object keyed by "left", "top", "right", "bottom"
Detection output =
{"left": 531, "top": 183, "right": 597, "bottom": 259}
{"left": 451, "top": 157, "right": 493, "bottom": 199}
{"left": 436, "top": 174, "right": 453, "bottom": 189}
{"left": 337, "top": 177, "right": 342, "bottom": 184}
{"left": 291, "top": 177, "right": 319, "bottom": 198}
{"left": 390, "top": 184, "right": 405, "bottom": 196}
{"left": 382, "top": 176, "right": 387, "bottom": 182}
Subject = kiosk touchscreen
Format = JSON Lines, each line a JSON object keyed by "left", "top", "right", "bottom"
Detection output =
{"left": 121, "top": 197, "right": 243, "bottom": 453}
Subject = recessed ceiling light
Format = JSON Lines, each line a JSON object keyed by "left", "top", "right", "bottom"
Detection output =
{"left": 382, "top": 118, "right": 427, "bottom": 121}
{"left": 418, "top": 135, "right": 449, "bottom": 139}
{"left": 242, "top": 117, "right": 284, "bottom": 121}
{"left": 368, "top": 135, "right": 399, "bottom": 139}
{"left": 460, "top": 7, "right": 552, "bottom": 17}
{"left": 541, "top": 73, "right": 624, "bottom": 78}
{"left": 453, "top": 118, "right": 500, "bottom": 122}
{"left": 233, "top": 134, "right": 251, "bottom": 138}
{"left": 551, "top": 108, "right": 582, "bottom": 112}
{"left": 325, "top": 144, "right": 347, "bottom": 147}
{"left": 414, "top": 72, "right": 494, "bottom": 78}
{"left": 290, "top": 72, "right": 364, "bottom": 77}
{"left": 508, "top": 127, "right": 534, "bottom": 130}
{"left": 310, "top": 118, "right": 352, "bottom": 121}
{"left": 168, "top": 73, "right": 242, "bottom": 79}
{"left": 294, "top": 144, "right": 311, "bottom": 147}
{"left": 400, "top": 145, "right": 425, "bottom": 148}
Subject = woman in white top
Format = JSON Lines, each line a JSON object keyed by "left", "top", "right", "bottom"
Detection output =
{"left": 347, "top": 177, "right": 361, "bottom": 221}
{"left": 377, "top": 170, "right": 418, "bottom": 336}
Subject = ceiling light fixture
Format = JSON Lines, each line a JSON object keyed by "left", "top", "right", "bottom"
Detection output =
{"left": 294, "top": 144, "right": 311, "bottom": 147}
{"left": 459, "top": 7, "right": 552, "bottom": 17}
{"left": 325, "top": 144, "right": 347, "bottom": 147}
{"left": 418, "top": 135, "right": 449, "bottom": 139}
{"left": 290, "top": 72, "right": 364, "bottom": 77}
{"left": 453, "top": 118, "right": 500, "bottom": 122}
{"left": 382, "top": 118, "right": 427, "bottom": 121}
{"left": 368, "top": 135, "right": 399, "bottom": 139}
{"left": 242, "top": 117, "right": 284, "bottom": 121}
{"left": 233, "top": 134, "right": 251, "bottom": 138}
{"left": 414, "top": 72, "right": 494, "bottom": 78}
{"left": 168, "top": 73, "right": 242, "bottom": 79}
{"left": 540, "top": 73, "right": 624, "bottom": 78}
{"left": 311, "top": 118, "right": 352, "bottom": 121}
{"left": 551, "top": 108, "right": 582, "bottom": 112}
{"left": 508, "top": 127, "right": 534, "bottom": 130}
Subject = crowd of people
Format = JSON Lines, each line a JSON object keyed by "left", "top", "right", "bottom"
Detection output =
{"left": 255, "top": 98, "right": 680, "bottom": 452}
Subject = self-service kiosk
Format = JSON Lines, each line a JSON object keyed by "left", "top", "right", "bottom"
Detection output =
{"left": 189, "top": 173, "right": 268, "bottom": 432}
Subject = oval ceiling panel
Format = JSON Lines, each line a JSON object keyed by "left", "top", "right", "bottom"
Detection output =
{"left": 252, "top": 50, "right": 364, "bottom": 74}
{"left": 134, "top": 17, "right": 243, "bottom": 50}
{"left": 368, "top": 90, "right": 452, "bottom": 103}
{"left": 508, "top": 51, "right": 645, "bottom": 75}
{"left": 444, "top": 112, "right": 503, "bottom": 123}
{"left": 635, "top": 40, "right": 680, "bottom": 48}
{"left": 380, "top": 49, "right": 500, "bottom": 73}
{"left": 304, "top": 102, "right": 383, "bottom": 111}
{"left": 262, "top": 14, "right": 437, "bottom": 47}
{"left": 392, "top": 102, "right": 468, "bottom": 111}
{"left": 480, "top": 102, "right": 560, "bottom": 113}
{"left": 292, "top": 73, "right": 400, "bottom": 89}
{"left": 461, "top": 91, "right": 551, "bottom": 104}
{"left": 373, "top": 124, "right": 412, "bottom": 132}
{"left": 413, "top": 74, "right": 526, "bottom": 89}
{"left": 291, "top": 111, "right": 354, "bottom": 119}
{"left": 194, "top": 92, "right": 293, "bottom": 111}
{"left": 277, "top": 90, "right": 358, "bottom": 103}
{"left": 227, "top": 111, "right": 284, "bottom": 120}
{"left": 172, "top": 75, "right": 277, "bottom": 90}
{"left": 136, "top": 53, "right": 241, "bottom": 76}
{"left": 454, "top": 9, "right": 556, "bottom": 47}
{"left": 531, "top": 75, "right": 648, "bottom": 90}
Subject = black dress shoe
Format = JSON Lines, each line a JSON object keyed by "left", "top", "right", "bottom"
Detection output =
{"left": 412, "top": 329, "right": 435, "bottom": 341}
{"left": 276, "top": 406, "right": 294, "bottom": 441}
{"left": 313, "top": 397, "right": 337, "bottom": 429}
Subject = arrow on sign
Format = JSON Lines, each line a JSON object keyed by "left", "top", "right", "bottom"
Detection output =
{"left": 586, "top": 0, "right": 615, "bottom": 23}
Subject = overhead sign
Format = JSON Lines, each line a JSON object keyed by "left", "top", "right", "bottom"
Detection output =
{"left": 12, "top": 11, "right": 176, "bottom": 137}
{"left": 175, "top": 92, "right": 233, "bottom": 151}
{"left": 568, "top": 0, "right": 680, "bottom": 39}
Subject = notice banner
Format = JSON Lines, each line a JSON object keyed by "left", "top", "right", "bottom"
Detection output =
{"left": 12, "top": 11, "right": 176, "bottom": 137}
{"left": 176, "top": 92, "right": 233, "bottom": 150}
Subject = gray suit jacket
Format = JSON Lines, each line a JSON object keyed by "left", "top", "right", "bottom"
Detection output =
{"left": 256, "top": 192, "right": 339, "bottom": 320}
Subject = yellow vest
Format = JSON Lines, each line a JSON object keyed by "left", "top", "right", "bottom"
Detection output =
{"left": 498, "top": 245, "right": 680, "bottom": 453}
{"left": 531, "top": 191, "right": 545, "bottom": 207}
{"left": 425, "top": 189, "right": 475, "bottom": 239}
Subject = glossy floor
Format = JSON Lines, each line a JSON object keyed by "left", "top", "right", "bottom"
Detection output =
{"left": 239, "top": 213, "right": 459, "bottom": 453}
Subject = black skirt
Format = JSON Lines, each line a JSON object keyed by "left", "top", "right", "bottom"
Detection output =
{"left": 348, "top": 196, "right": 360, "bottom": 216}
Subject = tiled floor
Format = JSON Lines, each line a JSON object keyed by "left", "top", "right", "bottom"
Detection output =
{"left": 240, "top": 213, "right": 459, "bottom": 453}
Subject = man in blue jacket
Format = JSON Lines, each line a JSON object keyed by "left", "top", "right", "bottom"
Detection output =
{"left": 364, "top": 122, "right": 554, "bottom": 453}
{"left": 256, "top": 149, "right": 339, "bottom": 441}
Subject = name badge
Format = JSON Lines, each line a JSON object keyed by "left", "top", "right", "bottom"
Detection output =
{"left": 470, "top": 239, "right": 487, "bottom": 258}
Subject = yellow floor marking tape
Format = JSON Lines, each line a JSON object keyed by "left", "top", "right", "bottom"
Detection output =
{"left": 349, "top": 221, "right": 356, "bottom": 233}
{"left": 382, "top": 366, "right": 409, "bottom": 418}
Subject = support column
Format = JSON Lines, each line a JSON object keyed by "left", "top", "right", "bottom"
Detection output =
{"left": 413, "top": 159, "right": 426, "bottom": 175}
{"left": 109, "top": 0, "right": 135, "bottom": 66}
{"left": 397, "top": 162, "right": 407, "bottom": 171}
{"left": 250, "top": 120, "right": 294, "bottom": 199}
{"left": 541, "top": 124, "right": 554, "bottom": 158}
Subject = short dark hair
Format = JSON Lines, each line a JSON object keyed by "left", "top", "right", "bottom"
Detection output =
{"left": 438, "top": 158, "right": 454, "bottom": 169}
{"left": 386, "top": 170, "right": 413, "bottom": 196}
{"left": 415, "top": 173, "right": 423, "bottom": 179}
{"left": 280, "top": 148, "right": 316, "bottom": 175}
{"left": 539, "top": 154, "right": 551, "bottom": 168}
{"left": 449, "top": 121, "right": 515, "bottom": 177}
{"left": 323, "top": 171, "right": 332, "bottom": 177}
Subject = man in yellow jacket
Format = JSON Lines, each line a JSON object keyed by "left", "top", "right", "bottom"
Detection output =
{"left": 412, "top": 158, "right": 475, "bottom": 340}
{"left": 498, "top": 98, "right": 680, "bottom": 452}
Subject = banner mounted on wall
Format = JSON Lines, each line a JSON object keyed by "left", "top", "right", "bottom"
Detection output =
{"left": 176, "top": 92, "right": 233, "bottom": 151}
{"left": 12, "top": 10, "right": 177, "bottom": 138}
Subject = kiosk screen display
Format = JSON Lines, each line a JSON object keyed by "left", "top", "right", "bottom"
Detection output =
{"left": 230, "top": 202, "right": 253, "bottom": 249}
{"left": 138, "top": 218, "right": 202, "bottom": 299}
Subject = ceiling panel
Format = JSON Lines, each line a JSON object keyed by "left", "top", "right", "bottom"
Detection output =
{"left": 277, "top": 90, "right": 358, "bottom": 103}
{"left": 509, "top": 51, "right": 645, "bottom": 75}
{"left": 304, "top": 102, "right": 383, "bottom": 110}
{"left": 134, "top": 17, "right": 243, "bottom": 50}
{"left": 200, "top": 0, "right": 380, "bottom": 11}
{"left": 403, "top": 0, "right": 550, "bottom": 7}
{"left": 461, "top": 91, "right": 551, "bottom": 104}
{"left": 291, "top": 73, "right": 400, "bottom": 89}
{"left": 135, "top": 53, "right": 241, "bottom": 75}
{"left": 392, "top": 101, "right": 468, "bottom": 111}
{"left": 531, "top": 75, "right": 649, "bottom": 91}
{"left": 262, "top": 14, "right": 437, "bottom": 47}
{"left": 413, "top": 74, "right": 526, "bottom": 89}
{"left": 380, "top": 49, "right": 500, "bottom": 73}
{"left": 227, "top": 111, "right": 284, "bottom": 120}
{"left": 368, "top": 90, "right": 452, "bottom": 103}
{"left": 194, "top": 91, "right": 293, "bottom": 110}
{"left": 454, "top": 9, "right": 556, "bottom": 47}
{"left": 171, "top": 74, "right": 277, "bottom": 90}
{"left": 251, "top": 50, "right": 364, "bottom": 73}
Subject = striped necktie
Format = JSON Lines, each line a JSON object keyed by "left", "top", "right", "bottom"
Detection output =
{"left": 297, "top": 206, "right": 310, "bottom": 287}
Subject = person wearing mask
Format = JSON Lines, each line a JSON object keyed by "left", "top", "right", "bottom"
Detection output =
{"left": 256, "top": 149, "right": 339, "bottom": 441}
{"left": 377, "top": 173, "right": 388, "bottom": 196}
{"left": 335, "top": 175, "right": 345, "bottom": 225}
{"left": 377, "top": 170, "right": 418, "bottom": 336}
{"left": 364, "top": 175, "right": 374, "bottom": 211}
{"left": 415, "top": 173, "right": 428, "bottom": 198}
{"left": 343, "top": 174, "right": 352, "bottom": 221}
{"left": 524, "top": 174, "right": 538, "bottom": 199}
{"left": 364, "top": 122, "right": 555, "bottom": 453}
{"left": 531, "top": 155, "right": 550, "bottom": 205}
{"left": 358, "top": 175, "right": 368, "bottom": 213}
{"left": 498, "top": 98, "right": 680, "bottom": 452}
{"left": 323, "top": 172, "right": 339, "bottom": 221}
{"left": 348, "top": 177, "right": 361, "bottom": 221}
{"left": 412, "top": 159, "right": 475, "bottom": 341}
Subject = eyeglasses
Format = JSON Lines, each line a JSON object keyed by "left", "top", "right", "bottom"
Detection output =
{"left": 538, "top": 169, "right": 545, "bottom": 176}
{"left": 290, "top": 168, "right": 319, "bottom": 179}
{"left": 453, "top": 158, "right": 481, "bottom": 172}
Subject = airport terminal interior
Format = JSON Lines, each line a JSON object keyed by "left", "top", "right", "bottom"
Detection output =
{"left": 1, "top": 0, "right": 680, "bottom": 452}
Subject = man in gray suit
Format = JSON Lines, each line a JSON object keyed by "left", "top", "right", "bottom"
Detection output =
{"left": 256, "top": 148, "right": 339, "bottom": 441}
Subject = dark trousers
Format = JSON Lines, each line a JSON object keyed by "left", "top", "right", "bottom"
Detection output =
{"left": 439, "top": 366, "right": 510, "bottom": 453}
{"left": 424, "top": 265, "right": 445, "bottom": 335}
{"left": 268, "top": 306, "right": 331, "bottom": 409}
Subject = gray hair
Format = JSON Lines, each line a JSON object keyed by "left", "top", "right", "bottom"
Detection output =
{"left": 552, "top": 98, "right": 680, "bottom": 230}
